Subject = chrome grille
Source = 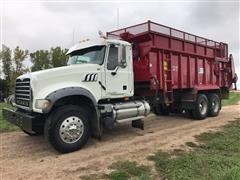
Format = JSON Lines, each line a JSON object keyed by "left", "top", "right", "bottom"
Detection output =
{"left": 15, "top": 78, "right": 31, "bottom": 108}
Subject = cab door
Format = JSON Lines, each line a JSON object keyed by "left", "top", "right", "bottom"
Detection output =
{"left": 104, "top": 44, "right": 132, "bottom": 98}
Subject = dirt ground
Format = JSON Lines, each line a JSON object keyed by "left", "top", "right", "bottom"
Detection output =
{"left": 1, "top": 104, "right": 240, "bottom": 180}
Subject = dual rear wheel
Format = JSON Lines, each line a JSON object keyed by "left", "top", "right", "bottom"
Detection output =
{"left": 154, "top": 93, "right": 221, "bottom": 120}
{"left": 191, "top": 93, "right": 221, "bottom": 120}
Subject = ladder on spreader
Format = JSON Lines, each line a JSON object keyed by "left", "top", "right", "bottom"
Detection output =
{"left": 162, "top": 53, "right": 173, "bottom": 104}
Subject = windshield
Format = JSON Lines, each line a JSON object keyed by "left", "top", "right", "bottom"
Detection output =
{"left": 67, "top": 45, "right": 105, "bottom": 65}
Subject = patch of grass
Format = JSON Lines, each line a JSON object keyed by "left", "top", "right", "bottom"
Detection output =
{"left": 109, "top": 161, "right": 153, "bottom": 180}
{"left": 0, "top": 103, "right": 19, "bottom": 132}
{"left": 149, "top": 118, "right": 240, "bottom": 180}
{"left": 110, "top": 171, "right": 129, "bottom": 180}
{"left": 81, "top": 161, "right": 153, "bottom": 180}
{"left": 220, "top": 167, "right": 240, "bottom": 180}
{"left": 81, "top": 173, "right": 108, "bottom": 180}
{"left": 222, "top": 91, "right": 240, "bottom": 106}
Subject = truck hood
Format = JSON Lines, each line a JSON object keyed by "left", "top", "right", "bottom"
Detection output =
{"left": 18, "top": 64, "right": 100, "bottom": 81}
{"left": 17, "top": 64, "right": 102, "bottom": 107}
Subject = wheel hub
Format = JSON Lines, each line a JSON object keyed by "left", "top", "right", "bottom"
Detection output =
{"left": 199, "top": 100, "right": 207, "bottom": 115}
{"left": 212, "top": 98, "right": 219, "bottom": 112}
{"left": 59, "top": 116, "right": 84, "bottom": 144}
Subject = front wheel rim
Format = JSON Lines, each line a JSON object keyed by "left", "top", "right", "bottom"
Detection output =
{"left": 59, "top": 116, "right": 84, "bottom": 144}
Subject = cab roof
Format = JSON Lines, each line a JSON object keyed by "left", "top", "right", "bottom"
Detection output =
{"left": 66, "top": 38, "right": 131, "bottom": 55}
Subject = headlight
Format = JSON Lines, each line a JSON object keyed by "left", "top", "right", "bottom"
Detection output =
{"left": 35, "top": 99, "right": 51, "bottom": 109}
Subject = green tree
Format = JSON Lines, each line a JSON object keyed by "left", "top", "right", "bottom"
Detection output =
{"left": 13, "top": 46, "right": 28, "bottom": 75}
{"left": 0, "top": 78, "right": 7, "bottom": 101}
{"left": 1, "top": 45, "right": 12, "bottom": 82}
{"left": 1, "top": 45, "right": 12, "bottom": 95}
{"left": 9, "top": 46, "right": 29, "bottom": 92}
{"left": 50, "top": 47, "right": 68, "bottom": 67}
{"left": 30, "top": 50, "right": 50, "bottom": 71}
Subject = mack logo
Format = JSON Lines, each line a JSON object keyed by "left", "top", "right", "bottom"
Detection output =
{"left": 16, "top": 99, "right": 29, "bottom": 106}
{"left": 83, "top": 73, "right": 98, "bottom": 82}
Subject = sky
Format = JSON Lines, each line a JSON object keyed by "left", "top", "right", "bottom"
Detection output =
{"left": 0, "top": 0, "right": 240, "bottom": 85}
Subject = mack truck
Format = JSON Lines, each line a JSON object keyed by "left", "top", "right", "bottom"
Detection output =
{"left": 3, "top": 21, "right": 237, "bottom": 153}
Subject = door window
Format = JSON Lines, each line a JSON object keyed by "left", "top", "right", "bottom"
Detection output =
{"left": 120, "top": 45, "right": 127, "bottom": 68}
{"left": 107, "top": 45, "right": 118, "bottom": 70}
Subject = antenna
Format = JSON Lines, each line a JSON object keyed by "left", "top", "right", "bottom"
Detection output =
{"left": 117, "top": 8, "right": 119, "bottom": 29}
{"left": 72, "top": 28, "right": 75, "bottom": 45}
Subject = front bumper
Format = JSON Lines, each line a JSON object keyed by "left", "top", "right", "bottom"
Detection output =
{"left": 2, "top": 108, "right": 44, "bottom": 133}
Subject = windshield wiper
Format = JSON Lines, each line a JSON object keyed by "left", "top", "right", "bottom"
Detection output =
{"left": 75, "top": 60, "right": 89, "bottom": 64}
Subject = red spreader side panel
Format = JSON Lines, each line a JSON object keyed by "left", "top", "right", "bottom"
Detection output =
{"left": 108, "top": 21, "right": 236, "bottom": 93}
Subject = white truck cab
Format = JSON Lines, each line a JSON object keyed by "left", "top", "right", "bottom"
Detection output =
{"left": 20, "top": 38, "right": 134, "bottom": 114}
{"left": 3, "top": 37, "right": 150, "bottom": 153}
{"left": 67, "top": 38, "right": 134, "bottom": 99}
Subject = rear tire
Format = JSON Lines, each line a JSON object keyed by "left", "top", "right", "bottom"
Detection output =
{"left": 44, "top": 105, "right": 90, "bottom": 153}
{"left": 192, "top": 94, "right": 209, "bottom": 120}
{"left": 154, "top": 104, "right": 170, "bottom": 116}
{"left": 208, "top": 93, "right": 221, "bottom": 117}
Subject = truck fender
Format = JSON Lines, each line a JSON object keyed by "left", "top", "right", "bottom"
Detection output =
{"left": 44, "top": 87, "right": 101, "bottom": 139}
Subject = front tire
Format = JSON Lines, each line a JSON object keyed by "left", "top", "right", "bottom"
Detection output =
{"left": 192, "top": 94, "right": 209, "bottom": 120}
{"left": 208, "top": 93, "right": 221, "bottom": 117}
{"left": 45, "top": 105, "right": 90, "bottom": 153}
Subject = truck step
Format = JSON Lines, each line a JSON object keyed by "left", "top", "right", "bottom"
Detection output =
{"left": 116, "top": 116, "right": 145, "bottom": 124}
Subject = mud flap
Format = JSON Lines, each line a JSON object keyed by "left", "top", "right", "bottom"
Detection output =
{"left": 91, "top": 110, "right": 102, "bottom": 140}
{"left": 132, "top": 119, "right": 144, "bottom": 130}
